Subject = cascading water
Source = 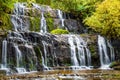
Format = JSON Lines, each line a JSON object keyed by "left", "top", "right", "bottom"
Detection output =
{"left": 68, "top": 35, "right": 91, "bottom": 69}
{"left": 107, "top": 41, "right": 115, "bottom": 62}
{"left": 11, "top": 3, "right": 29, "bottom": 31}
{"left": 14, "top": 45, "right": 27, "bottom": 73}
{"left": 42, "top": 41, "right": 49, "bottom": 70}
{"left": 98, "top": 35, "right": 115, "bottom": 69}
{"left": 24, "top": 43, "right": 37, "bottom": 71}
{"left": 32, "top": 3, "right": 47, "bottom": 33}
{"left": 57, "top": 9, "right": 65, "bottom": 28}
{"left": 40, "top": 12, "right": 47, "bottom": 33}
{"left": 14, "top": 3, "right": 26, "bottom": 15}
{"left": 0, "top": 40, "right": 10, "bottom": 75}
{"left": 68, "top": 36, "right": 79, "bottom": 66}
{"left": 1, "top": 40, "right": 7, "bottom": 68}
{"left": 75, "top": 36, "right": 91, "bottom": 67}
{"left": 14, "top": 45, "right": 22, "bottom": 67}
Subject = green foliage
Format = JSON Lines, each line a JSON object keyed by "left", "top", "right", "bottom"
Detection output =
{"left": 50, "top": 29, "right": 69, "bottom": 34}
{"left": 84, "top": 0, "right": 120, "bottom": 38}
{"left": 0, "top": 0, "right": 18, "bottom": 11}
{"left": 0, "top": 0, "right": 18, "bottom": 31}
{"left": 0, "top": 13, "right": 12, "bottom": 31}
{"left": 76, "top": 0, "right": 103, "bottom": 19}
{"left": 50, "top": 0, "right": 103, "bottom": 19}
{"left": 36, "top": 0, "right": 51, "bottom": 5}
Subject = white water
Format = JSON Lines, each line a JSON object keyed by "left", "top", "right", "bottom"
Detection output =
{"left": 57, "top": 9, "right": 65, "bottom": 28}
{"left": 11, "top": 3, "right": 27, "bottom": 31}
{"left": 1, "top": 40, "right": 7, "bottom": 68}
{"left": 14, "top": 45, "right": 22, "bottom": 67}
{"left": 42, "top": 41, "right": 49, "bottom": 70}
{"left": 75, "top": 36, "right": 91, "bottom": 67}
{"left": 14, "top": 3, "right": 26, "bottom": 15}
{"left": 14, "top": 44, "right": 27, "bottom": 73}
{"left": 16, "top": 68, "right": 26, "bottom": 73}
{"left": 32, "top": 3, "right": 47, "bottom": 33}
{"left": 68, "top": 36, "right": 79, "bottom": 66}
{"left": 68, "top": 35, "right": 91, "bottom": 69}
{"left": 40, "top": 12, "right": 47, "bottom": 33}
{"left": 107, "top": 41, "right": 115, "bottom": 62}
{"left": 98, "top": 35, "right": 115, "bottom": 69}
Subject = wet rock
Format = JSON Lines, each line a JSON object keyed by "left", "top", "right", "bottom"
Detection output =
{"left": 0, "top": 70, "right": 7, "bottom": 75}
{"left": 36, "top": 62, "right": 44, "bottom": 71}
{"left": 64, "top": 19, "right": 84, "bottom": 33}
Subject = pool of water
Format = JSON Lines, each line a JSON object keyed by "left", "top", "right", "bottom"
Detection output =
{"left": 2, "top": 69, "right": 120, "bottom": 80}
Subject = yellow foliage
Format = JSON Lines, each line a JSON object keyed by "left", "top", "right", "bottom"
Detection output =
{"left": 84, "top": 0, "right": 120, "bottom": 38}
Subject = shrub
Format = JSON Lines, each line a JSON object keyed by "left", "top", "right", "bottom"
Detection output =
{"left": 84, "top": 0, "right": 120, "bottom": 38}
{"left": 50, "top": 29, "right": 69, "bottom": 34}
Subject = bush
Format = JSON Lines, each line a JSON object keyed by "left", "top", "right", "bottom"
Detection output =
{"left": 50, "top": 29, "right": 69, "bottom": 34}
{"left": 84, "top": 0, "right": 120, "bottom": 38}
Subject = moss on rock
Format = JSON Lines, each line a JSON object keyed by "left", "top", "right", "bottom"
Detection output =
{"left": 30, "top": 17, "right": 40, "bottom": 32}
{"left": 0, "top": 13, "right": 12, "bottom": 31}
{"left": 50, "top": 29, "right": 69, "bottom": 34}
{"left": 34, "top": 46, "right": 42, "bottom": 64}
{"left": 46, "top": 18, "right": 54, "bottom": 32}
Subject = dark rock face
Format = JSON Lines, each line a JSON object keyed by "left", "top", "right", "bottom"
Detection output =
{"left": 111, "top": 39, "right": 120, "bottom": 61}
{"left": 12, "top": 32, "right": 100, "bottom": 67}
{"left": 0, "top": 32, "right": 100, "bottom": 72}
{"left": 64, "top": 19, "right": 84, "bottom": 33}
{"left": 0, "top": 30, "right": 120, "bottom": 74}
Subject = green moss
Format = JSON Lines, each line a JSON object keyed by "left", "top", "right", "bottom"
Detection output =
{"left": 89, "top": 44, "right": 96, "bottom": 57}
{"left": 34, "top": 46, "right": 42, "bottom": 64}
{"left": 46, "top": 18, "right": 54, "bottom": 32}
{"left": 0, "top": 13, "right": 12, "bottom": 31}
{"left": 44, "top": 12, "right": 51, "bottom": 18}
{"left": 30, "top": 17, "right": 40, "bottom": 32}
{"left": 110, "top": 61, "right": 120, "bottom": 68}
{"left": 50, "top": 29, "right": 69, "bottom": 34}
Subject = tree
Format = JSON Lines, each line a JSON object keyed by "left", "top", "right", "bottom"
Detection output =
{"left": 84, "top": 0, "right": 120, "bottom": 38}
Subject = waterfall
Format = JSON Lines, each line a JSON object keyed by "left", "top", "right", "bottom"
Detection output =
{"left": 98, "top": 35, "right": 115, "bottom": 69}
{"left": 68, "top": 35, "right": 91, "bottom": 69}
{"left": 25, "top": 44, "right": 38, "bottom": 71}
{"left": 14, "top": 45, "right": 22, "bottom": 67}
{"left": 40, "top": 12, "right": 47, "bottom": 33}
{"left": 68, "top": 36, "right": 79, "bottom": 66}
{"left": 1, "top": 40, "right": 7, "bottom": 68}
{"left": 41, "top": 41, "right": 49, "bottom": 70}
{"left": 57, "top": 9, "right": 65, "bottom": 28}
{"left": 85, "top": 48, "right": 91, "bottom": 66}
{"left": 107, "top": 41, "right": 115, "bottom": 62}
{"left": 11, "top": 3, "right": 28, "bottom": 31}
{"left": 14, "top": 45, "right": 27, "bottom": 73}
{"left": 14, "top": 3, "right": 26, "bottom": 15}
{"left": 75, "top": 36, "right": 91, "bottom": 67}
{"left": 16, "top": 68, "right": 27, "bottom": 73}
{"left": 32, "top": 3, "right": 47, "bottom": 33}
